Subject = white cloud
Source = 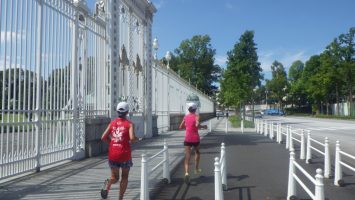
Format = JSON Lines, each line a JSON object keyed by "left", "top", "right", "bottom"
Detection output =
{"left": 152, "top": 0, "right": 166, "bottom": 9}
{"left": 225, "top": 2, "right": 234, "bottom": 9}
{"left": 259, "top": 49, "right": 309, "bottom": 76}
{"left": 215, "top": 55, "right": 227, "bottom": 67}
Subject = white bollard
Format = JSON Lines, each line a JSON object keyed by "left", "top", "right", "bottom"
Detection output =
{"left": 287, "top": 149, "right": 296, "bottom": 199}
{"left": 306, "top": 131, "right": 311, "bottom": 164}
{"left": 286, "top": 125, "right": 289, "bottom": 149}
{"left": 289, "top": 127, "right": 294, "bottom": 151}
{"left": 163, "top": 140, "right": 171, "bottom": 183}
{"left": 209, "top": 119, "right": 212, "bottom": 132}
{"left": 314, "top": 168, "right": 325, "bottom": 200}
{"left": 261, "top": 120, "right": 264, "bottom": 134}
{"left": 334, "top": 140, "right": 343, "bottom": 186}
{"left": 300, "top": 130, "right": 305, "bottom": 160}
{"left": 140, "top": 153, "right": 149, "bottom": 200}
{"left": 225, "top": 119, "right": 228, "bottom": 133}
{"left": 241, "top": 120, "right": 244, "bottom": 133}
{"left": 324, "top": 137, "right": 330, "bottom": 179}
{"left": 270, "top": 122, "right": 274, "bottom": 139}
{"left": 214, "top": 157, "right": 224, "bottom": 200}
{"left": 264, "top": 121, "right": 268, "bottom": 136}
{"left": 278, "top": 123, "right": 282, "bottom": 143}
{"left": 221, "top": 143, "right": 227, "bottom": 191}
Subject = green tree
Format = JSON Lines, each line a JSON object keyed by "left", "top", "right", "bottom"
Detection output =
{"left": 265, "top": 61, "right": 288, "bottom": 109}
{"left": 220, "top": 30, "right": 262, "bottom": 113}
{"left": 169, "top": 35, "right": 221, "bottom": 95}
{"left": 288, "top": 60, "right": 305, "bottom": 108}
{"left": 337, "top": 28, "right": 355, "bottom": 116}
{"left": 302, "top": 55, "right": 330, "bottom": 114}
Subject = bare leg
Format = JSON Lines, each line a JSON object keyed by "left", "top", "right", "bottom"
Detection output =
{"left": 108, "top": 168, "right": 120, "bottom": 192}
{"left": 184, "top": 146, "right": 191, "bottom": 174}
{"left": 119, "top": 167, "right": 130, "bottom": 199}
{"left": 194, "top": 145, "right": 201, "bottom": 171}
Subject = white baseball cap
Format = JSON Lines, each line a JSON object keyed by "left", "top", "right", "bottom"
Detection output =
{"left": 116, "top": 102, "right": 129, "bottom": 112}
{"left": 187, "top": 102, "right": 197, "bottom": 110}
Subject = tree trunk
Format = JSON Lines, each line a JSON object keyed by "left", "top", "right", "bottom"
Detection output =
{"left": 349, "top": 85, "right": 353, "bottom": 116}
{"left": 336, "top": 84, "right": 340, "bottom": 115}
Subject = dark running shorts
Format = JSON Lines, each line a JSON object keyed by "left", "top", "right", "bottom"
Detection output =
{"left": 184, "top": 141, "right": 200, "bottom": 147}
{"left": 108, "top": 160, "right": 133, "bottom": 169}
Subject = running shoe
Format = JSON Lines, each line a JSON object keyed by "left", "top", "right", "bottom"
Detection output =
{"left": 194, "top": 168, "right": 202, "bottom": 175}
{"left": 184, "top": 173, "right": 190, "bottom": 184}
{"left": 101, "top": 179, "right": 109, "bottom": 199}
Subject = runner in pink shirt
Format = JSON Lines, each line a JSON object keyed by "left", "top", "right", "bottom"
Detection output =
{"left": 179, "top": 102, "right": 207, "bottom": 184}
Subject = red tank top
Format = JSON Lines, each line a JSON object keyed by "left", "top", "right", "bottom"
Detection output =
{"left": 107, "top": 118, "right": 132, "bottom": 162}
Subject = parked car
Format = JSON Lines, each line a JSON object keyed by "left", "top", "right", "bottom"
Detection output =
{"left": 254, "top": 111, "right": 263, "bottom": 118}
{"left": 264, "top": 109, "right": 285, "bottom": 116}
{"left": 216, "top": 111, "right": 224, "bottom": 118}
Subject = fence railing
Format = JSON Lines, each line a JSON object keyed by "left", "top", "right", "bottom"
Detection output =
{"left": 334, "top": 140, "right": 355, "bottom": 187}
{"left": 306, "top": 133, "right": 331, "bottom": 178}
{"left": 288, "top": 149, "right": 325, "bottom": 200}
{"left": 140, "top": 140, "right": 170, "bottom": 200}
{"left": 214, "top": 143, "right": 227, "bottom": 200}
{"left": 288, "top": 127, "right": 306, "bottom": 160}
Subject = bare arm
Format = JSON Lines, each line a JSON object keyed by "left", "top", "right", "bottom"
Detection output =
{"left": 101, "top": 125, "right": 111, "bottom": 143}
{"left": 129, "top": 123, "right": 139, "bottom": 143}
{"left": 179, "top": 119, "right": 185, "bottom": 130}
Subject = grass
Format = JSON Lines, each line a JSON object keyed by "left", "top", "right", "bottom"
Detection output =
{"left": 229, "top": 115, "right": 255, "bottom": 128}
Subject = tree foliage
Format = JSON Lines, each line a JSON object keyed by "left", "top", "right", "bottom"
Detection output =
{"left": 219, "top": 30, "right": 262, "bottom": 108}
{"left": 167, "top": 35, "right": 221, "bottom": 95}
{"left": 265, "top": 61, "right": 288, "bottom": 108}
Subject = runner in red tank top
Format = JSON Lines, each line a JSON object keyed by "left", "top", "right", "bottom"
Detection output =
{"left": 100, "top": 102, "right": 139, "bottom": 200}
{"left": 179, "top": 102, "right": 207, "bottom": 184}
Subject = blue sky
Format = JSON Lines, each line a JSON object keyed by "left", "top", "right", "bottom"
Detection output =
{"left": 88, "top": 0, "right": 355, "bottom": 80}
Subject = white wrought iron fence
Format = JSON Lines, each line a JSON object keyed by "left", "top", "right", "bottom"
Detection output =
{"left": 0, "top": 0, "right": 108, "bottom": 180}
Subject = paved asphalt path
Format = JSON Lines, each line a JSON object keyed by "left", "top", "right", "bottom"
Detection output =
{"left": 153, "top": 129, "right": 355, "bottom": 200}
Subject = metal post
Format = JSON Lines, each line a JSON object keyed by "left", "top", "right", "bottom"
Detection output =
{"left": 221, "top": 143, "right": 227, "bottom": 191}
{"left": 287, "top": 149, "right": 296, "bottom": 199}
{"left": 214, "top": 157, "right": 223, "bottom": 200}
{"left": 241, "top": 120, "right": 244, "bottom": 133}
{"left": 140, "top": 153, "right": 149, "bottom": 200}
{"left": 314, "top": 169, "right": 325, "bottom": 200}
{"left": 225, "top": 119, "right": 228, "bottom": 133}
{"left": 300, "top": 130, "right": 305, "bottom": 160}
{"left": 334, "top": 140, "right": 342, "bottom": 186}
{"left": 306, "top": 131, "right": 311, "bottom": 164}
{"left": 324, "top": 137, "right": 330, "bottom": 178}
{"left": 163, "top": 140, "right": 170, "bottom": 183}
{"left": 35, "top": 0, "right": 43, "bottom": 172}
{"left": 209, "top": 119, "right": 212, "bottom": 132}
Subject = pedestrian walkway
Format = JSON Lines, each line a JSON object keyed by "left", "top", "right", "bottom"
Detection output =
{"left": 1, "top": 117, "right": 354, "bottom": 200}
{"left": 153, "top": 126, "right": 355, "bottom": 200}
{"left": 0, "top": 118, "right": 225, "bottom": 200}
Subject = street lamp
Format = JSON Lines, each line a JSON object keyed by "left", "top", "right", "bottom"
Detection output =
{"left": 152, "top": 37, "right": 158, "bottom": 114}
{"left": 252, "top": 86, "right": 258, "bottom": 122}
{"left": 265, "top": 90, "right": 269, "bottom": 109}
{"left": 153, "top": 37, "right": 158, "bottom": 60}
{"left": 165, "top": 51, "right": 172, "bottom": 130}
{"left": 165, "top": 51, "right": 171, "bottom": 69}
